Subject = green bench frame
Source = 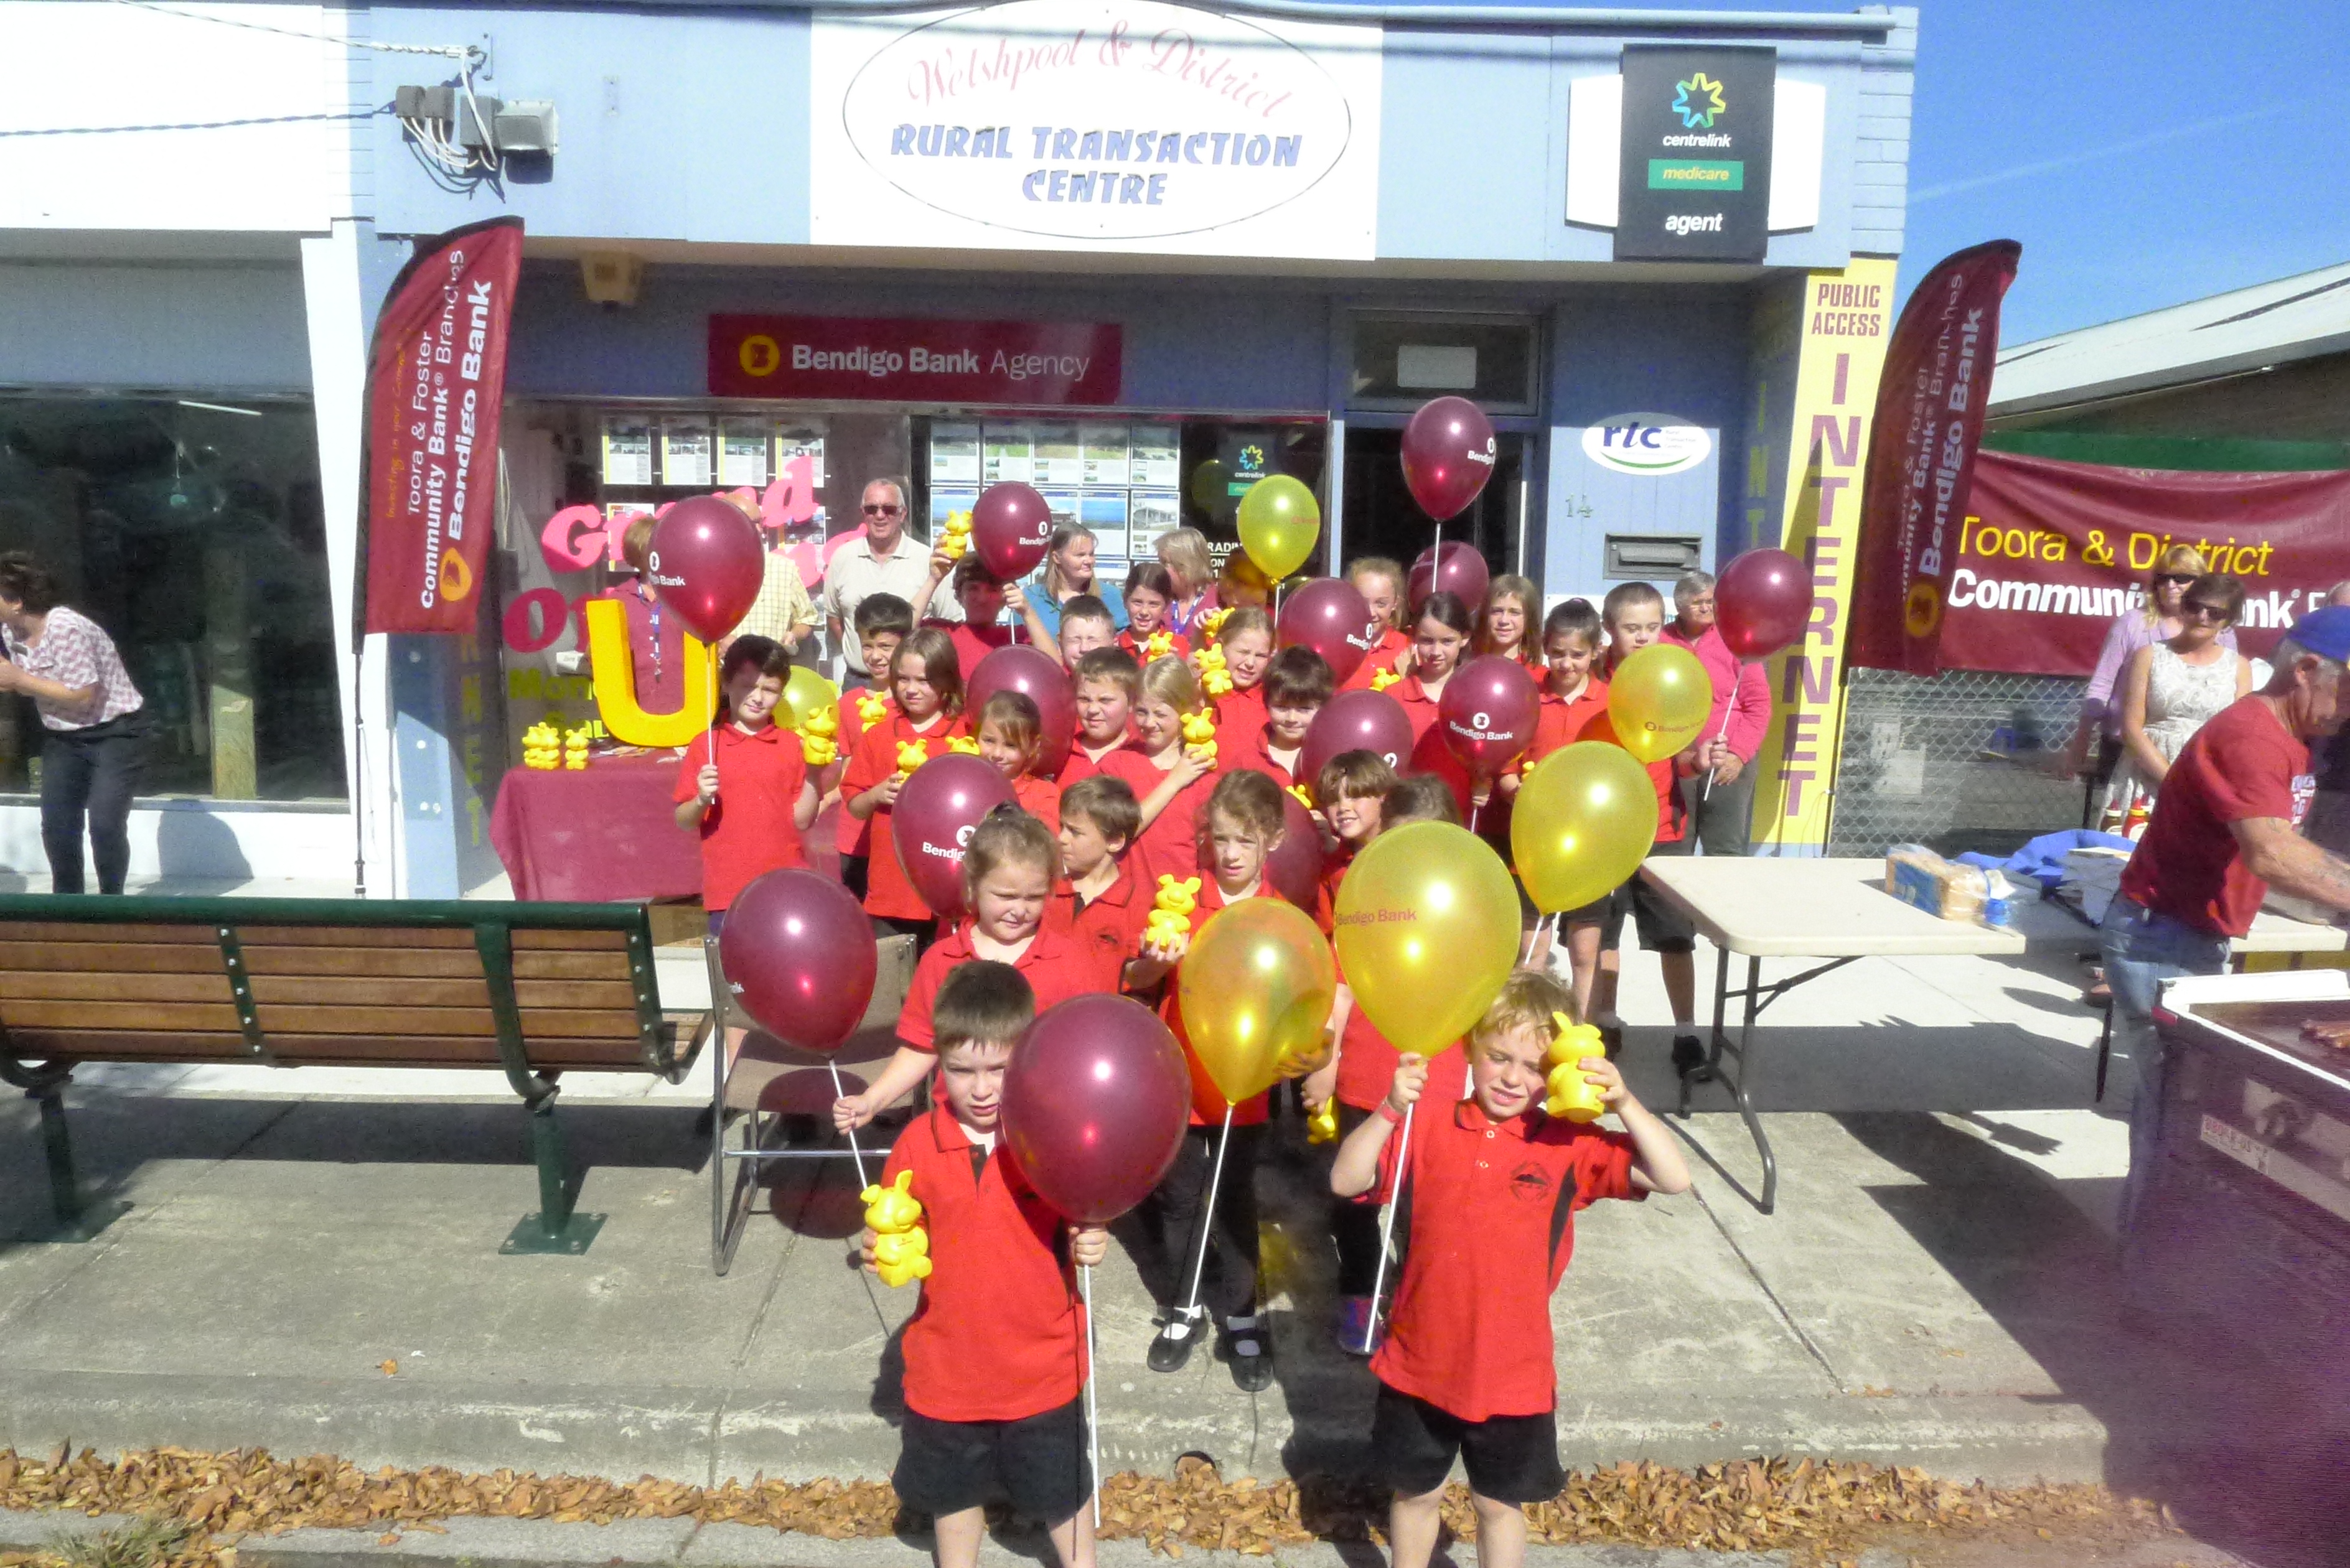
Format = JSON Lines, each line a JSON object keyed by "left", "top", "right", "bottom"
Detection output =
{"left": 0, "top": 895, "right": 705, "bottom": 1253}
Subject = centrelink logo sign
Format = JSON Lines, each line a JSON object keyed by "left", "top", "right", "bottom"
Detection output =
{"left": 1616, "top": 45, "right": 1776, "bottom": 263}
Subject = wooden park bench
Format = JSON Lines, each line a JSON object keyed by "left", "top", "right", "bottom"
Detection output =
{"left": 0, "top": 895, "right": 707, "bottom": 1254}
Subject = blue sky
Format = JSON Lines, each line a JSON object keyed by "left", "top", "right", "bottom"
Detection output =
{"left": 1388, "top": 0, "right": 2349, "bottom": 344}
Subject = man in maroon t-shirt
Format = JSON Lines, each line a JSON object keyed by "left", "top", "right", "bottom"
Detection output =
{"left": 2102, "top": 605, "right": 2350, "bottom": 1235}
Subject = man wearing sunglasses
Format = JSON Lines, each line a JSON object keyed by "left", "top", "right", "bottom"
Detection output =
{"left": 2103, "top": 605, "right": 2350, "bottom": 1264}
{"left": 824, "top": 477, "right": 959, "bottom": 686}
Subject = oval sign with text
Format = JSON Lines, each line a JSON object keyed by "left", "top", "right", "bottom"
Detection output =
{"left": 835, "top": 0, "right": 1360, "bottom": 243}
{"left": 1581, "top": 414, "right": 1713, "bottom": 477}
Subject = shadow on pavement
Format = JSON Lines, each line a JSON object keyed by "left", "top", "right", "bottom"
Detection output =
{"left": 1837, "top": 1110, "right": 2348, "bottom": 1568}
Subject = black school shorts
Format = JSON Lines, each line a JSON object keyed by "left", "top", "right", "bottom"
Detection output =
{"left": 1370, "top": 1383, "right": 1565, "bottom": 1504}
{"left": 1599, "top": 838, "right": 1695, "bottom": 955}
{"left": 894, "top": 1397, "right": 1089, "bottom": 1524}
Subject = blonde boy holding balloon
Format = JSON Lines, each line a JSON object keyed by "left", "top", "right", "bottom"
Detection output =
{"left": 1332, "top": 971, "right": 1689, "bottom": 1568}
{"left": 864, "top": 958, "right": 1107, "bottom": 1568}
{"left": 1126, "top": 770, "right": 1331, "bottom": 1391}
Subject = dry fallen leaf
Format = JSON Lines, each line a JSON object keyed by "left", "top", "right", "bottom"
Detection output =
{"left": 379, "top": 1361, "right": 398, "bottom": 1377}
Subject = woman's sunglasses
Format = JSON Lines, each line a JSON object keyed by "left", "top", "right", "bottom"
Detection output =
{"left": 2181, "top": 601, "right": 2232, "bottom": 622}
{"left": 2154, "top": 572, "right": 2198, "bottom": 587}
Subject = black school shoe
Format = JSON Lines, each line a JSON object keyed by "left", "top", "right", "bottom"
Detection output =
{"left": 1220, "top": 1314, "right": 1273, "bottom": 1393}
{"left": 1148, "top": 1307, "right": 1207, "bottom": 1373}
{"left": 1672, "top": 1032, "right": 1706, "bottom": 1078}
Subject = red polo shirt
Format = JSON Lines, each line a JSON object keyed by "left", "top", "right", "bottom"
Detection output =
{"left": 1056, "top": 733, "right": 1137, "bottom": 788}
{"left": 1370, "top": 1100, "right": 1641, "bottom": 1421}
{"left": 1116, "top": 628, "right": 1193, "bottom": 662}
{"left": 884, "top": 1103, "right": 1087, "bottom": 1423}
{"left": 1160, "top": 880, "right": 1281, "bottom": 1126}
{"left": 1047, "top": 867, "right": 1151, "bottom": 971}
{"left": 841, "top": 710, "right": 970, "bottom": 922}
{"left": 1334, "top": 948, "right": 1468, "bottom": 1113}
{"left": 1341, "top": 628, "right": 1410, "bottom": 691}
{"left": 1214, "top": 683, "right": 1268, "bottom": 741}
{"left": 672, "top": 722, "right": 810, "bottom": 912}
{"left": 1125, "top": 749, "right": 1215, "bottom": 889}
{"left": 2118, "top": 694, "right": 2313, "bottom": 937}
{"left": 897, "top": 920, "right": 1119, "bottom": 1050}
{"left": 1012, "top": 770, "right": 1062, "bottom": 826}
{"left": 1217, "top": 721, "right": 1307, "bottom": 788}
{"left": 1530, "top": 679, "right": 1609, "bottom": 766}
{"left": 835, "top": 689, "right": 898, "bottom": 856}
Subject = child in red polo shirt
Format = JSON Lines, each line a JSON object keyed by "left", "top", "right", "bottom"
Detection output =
{"left": 836, "top": 809, "right": 1117, "bottom": 1132}
{"left": 1057, "top": 648, "right": 1144, "bottom": 788}
{"left": 833, "top": 594, "right": 913, "bottom": 905}
{"left": 675, "top": 637, "right": 819, "bottom": 1069}
{"left": 975, "top": 689, "right": 1063, "bottom": 826}
{"left": 1339, "top": 557, "right": 1411, "bottom": 691}
{"left": 1332, "top": 973, "right": 1689, "bottom": 1566}
{"left": 1311, "top": 768, "right": 1458, "bottom": 1354}
{"left": 1515, "top": 599, "right": 1609, "bottom": 1004}
{"left": 866, "top": 959, "right": 1107, "bottom": 1568}
{"left": 1390, "top": 591, "right": 1492, "bottom": 824}
{"left": 1220, "top": 646, "right": 1332, "bottom": 790}
{"left": 1588, "top": 582, "right": 1701, "bottom": 1070}
{"left": 1049, "top": 775, "right": 1147, "bottom": 971}
{"left": 842, "top": 627, "right": 968, "bottom": 946}
{"left": 1052, "top": 595, "right": 1120, "bottom": 668}
{"left": 1116, "top": 562, "right": 1192, "bottom": 661}
{"left": 1205, "top": 605, "right": 1274, "bottom": 737}
{"left": 1125, "top": 770, "right": 1326, "bottom": 1392}
{"left": 1126, "top": 656, "right": 1219, "bottom": 888}
{"left": 912, "top": 549, "right": 1057, "bottom": 682}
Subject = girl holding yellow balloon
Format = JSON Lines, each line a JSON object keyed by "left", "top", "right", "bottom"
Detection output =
{"left": 1130, "top": 770, "right": 1334, "bottom": 1392}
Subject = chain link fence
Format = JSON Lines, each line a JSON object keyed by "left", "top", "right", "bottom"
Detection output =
{"left": 1828, "top": 668, "right": 2099, "bottom": 857}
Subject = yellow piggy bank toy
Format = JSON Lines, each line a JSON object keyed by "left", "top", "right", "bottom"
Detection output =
{"left": 1543, "top": 1014, "right": 1610, "bottom": 1123}
{"left": 896, "top": 739, "right": 930, "bottom": 777}
{"left": 863, "top": 1169, "right": 924, "bottom": 1233}
{"left": 1180, "top": 708, "right": 1218, "bottom": 764}
{"left": 939, "top": 510, "right": 973, "bottom": 561}
{"left": 1305, "top": 1095, "right": 1340, "bottom": 1144}
{"left": 855, "top": 689, "right": 891, "bottom": 732}
{"left": 871, "top": 1227, "right": 934, "bottom": 1287}
{"left": 946, "top": 734, "right": 982, "bottom": 755}
{"left": 1145, "top": 874, "right": 1201, "bottom": 950}
{"left": 1370, "top": 667, "right": 1403, "bottom": 693}
{"left": 1195, "top": 645, "right": 1234, "bottom": 698}
{"left": 1143, "top": 630, "right": 1176, "bottom": 661}
{"left": 798, "top": 706, "right": 839, "bottom": 767}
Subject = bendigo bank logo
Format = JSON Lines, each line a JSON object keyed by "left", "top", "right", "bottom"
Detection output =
{"left": 1672, "top": 72, "right": 1726, "bottom": 129}
{"left": 1904, "top": 580, "right": 1942, "bottom": 639}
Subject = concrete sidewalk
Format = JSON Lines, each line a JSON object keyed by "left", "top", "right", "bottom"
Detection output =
{"left": 0, "top": 937, "right": 2329, "bottom": 1566}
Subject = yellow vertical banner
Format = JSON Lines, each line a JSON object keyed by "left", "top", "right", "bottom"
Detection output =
{"left": 1747, "top": 259, "right": 1898, "bottom": 854}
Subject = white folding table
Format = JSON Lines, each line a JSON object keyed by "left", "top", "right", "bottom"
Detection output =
{"left": 1635, "top": 857, "right": 2347, "bottom": 1214}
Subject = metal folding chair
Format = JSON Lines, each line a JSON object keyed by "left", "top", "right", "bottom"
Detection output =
{"left": 709, "top": 932, "right": 919, "bottom": 1275}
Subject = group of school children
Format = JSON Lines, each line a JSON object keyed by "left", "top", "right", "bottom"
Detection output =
{"left": 669, "top": 548, "right": 1697, "bottom": 1568}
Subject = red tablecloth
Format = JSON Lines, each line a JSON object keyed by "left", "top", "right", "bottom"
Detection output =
{"left": 489, "top": 757, "right": 840, "bottom": 903}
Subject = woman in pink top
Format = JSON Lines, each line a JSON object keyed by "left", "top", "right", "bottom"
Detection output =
{"left": 1661, "top": 570, "right": 1772, "bottom": 856}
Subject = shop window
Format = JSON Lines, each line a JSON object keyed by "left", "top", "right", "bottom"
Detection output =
{"left": 0, "top": 396, "right": 345, "bottom": 801}
{"left": 1347, "top": 313, "right": 1540, "bottom": 414}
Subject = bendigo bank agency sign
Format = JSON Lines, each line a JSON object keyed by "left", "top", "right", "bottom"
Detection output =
{"left": 709, "top": 314, "right": 1123, "bottom": 404}
{"left": 810, "top": 0, "right": 1382, "bottom": 259}
{"left": 1936, "top": 449, "right": 2350, "bottom": 676}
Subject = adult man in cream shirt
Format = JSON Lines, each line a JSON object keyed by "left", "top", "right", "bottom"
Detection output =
{"left": 822, "top": 477, "right": 955, "bottom": 687}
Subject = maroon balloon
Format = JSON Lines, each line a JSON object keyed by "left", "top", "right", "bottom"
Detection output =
{"left": 1400, "top": 396, "right": 1497, "bottom": 521}
{"left": 1001, "top": 994, "right": 1192, "bottom": 1224}
{"left": 1266, "top": 791, "right": 1326, "bottom": 914}
{"left": 647, "top": 495, "right": 765, "bottom": 643}
{"left": 971, "top": 482, "right": 1054, "bottom": 581}
{"left": 718, "top": 869, "right": 877, "bottom": 1053}
{"left": 1438, "top": 654, "right": 1542, "bottom": 775}
{"left": 968, "top": 644, "right": 1076, "bottom": 778}
{"left": 1715, "top": 547, "right": 1814, "bottom": 660}
{"left": 893, "top": 754, "right": 1017, "bottom": 917}
{"left": 1301, "top": 689, "right": 1415, "bottom": 785}
{"left": 1408, "top": 540, "right": 1491, "bottom": 617}
{"left": 1276, "top": 576, "right": 1379, "bottom": 684}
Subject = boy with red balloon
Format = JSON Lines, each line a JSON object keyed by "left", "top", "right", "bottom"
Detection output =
{"left": 864, "top": 959, "right": 1108, "bottom": 1568}
{"left": 1332, "top": 971, "right": 1688, "bottom": 1568}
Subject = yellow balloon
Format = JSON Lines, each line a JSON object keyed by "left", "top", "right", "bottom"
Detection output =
{"left": 1235, "top": 475, "right": 1321, "bottom": 581}
{"left": 778, "top": 666, "right": 840, "bottom": 731}
{"left": 1332, "top": 822, "right": 1520, "bottom": 1057}
{"left": 1177, "top": 897, "right": 1337, "bottom": 1106}
{"left": 1511, "top": 742, "right": 1658, "bottom": 913}
{"left": 1606, "top": 643, "right": 1711, "bottom": 763}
